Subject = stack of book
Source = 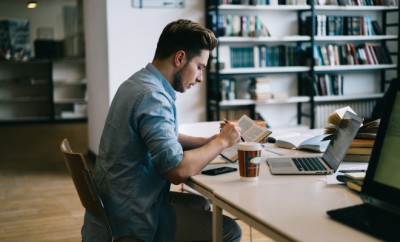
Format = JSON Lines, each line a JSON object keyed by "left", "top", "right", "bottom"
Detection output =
{"left": 344, "top": 138, "right": 375, "bottom": 162}
{"left": 344, "top": 118, "right": 380, "bottom": 161}
{"left": 249, "top": 77, "right": 273, "bottom": 101}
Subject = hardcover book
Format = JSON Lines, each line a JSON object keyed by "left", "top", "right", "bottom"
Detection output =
{"left": 220, "top": 114, "right": 272, "bottom": 162}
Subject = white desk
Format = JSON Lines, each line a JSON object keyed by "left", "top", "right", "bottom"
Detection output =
{"left": 180, "top": 122, "right": 374, "bottom": 242}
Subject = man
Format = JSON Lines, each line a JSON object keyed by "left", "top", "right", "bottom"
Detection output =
{"left": 82, "top": 19, "right": 242, "bottom": 241}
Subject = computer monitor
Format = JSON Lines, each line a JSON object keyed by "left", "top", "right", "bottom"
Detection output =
{"left": 327, "top": 80, "right": 400, "bottom": 241}
{"left": 361, "top": 80, "right": 400, "bottom": 214}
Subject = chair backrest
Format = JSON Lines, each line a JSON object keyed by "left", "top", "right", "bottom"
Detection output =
{"left": 60, "top": 138, "right": 101, "bottom": 213}
{"left": 60, "top": 138, "right": 114, "bottom": 242}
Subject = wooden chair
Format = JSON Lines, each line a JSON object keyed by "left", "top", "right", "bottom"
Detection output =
{"left": 60, "top": 138, "right": 114, "bottom": 242}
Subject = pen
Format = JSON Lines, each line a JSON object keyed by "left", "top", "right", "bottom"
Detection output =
{"left": 338, "top": 169, "right": 366, "bottom": 173}
{"left": 261, "top": 144, "right": 284, "bottom": 156}
{"left": 264, "top": 149, "right": 284, "bottom": 156}
{"left": 224, "top": 119, "right": 245, "bottom": 142}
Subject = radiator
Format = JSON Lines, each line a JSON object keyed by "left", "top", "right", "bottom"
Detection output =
{"left": 314, "top": 100, "right": 377, "bottom": 128}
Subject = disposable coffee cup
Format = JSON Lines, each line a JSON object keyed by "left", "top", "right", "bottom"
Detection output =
{"left": 237, "top": 142, "right": 262, "bottom": 182}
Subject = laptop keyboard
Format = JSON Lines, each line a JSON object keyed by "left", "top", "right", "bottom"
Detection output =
{"left": 327, "top": 204, "right": 400, "bottom": 241}
{"left": 292, "top": 157, "right": 326, "bottom": 171}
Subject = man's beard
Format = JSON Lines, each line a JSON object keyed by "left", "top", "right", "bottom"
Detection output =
{"left": 172, "top": 65, "right": 185, "bottom": 93}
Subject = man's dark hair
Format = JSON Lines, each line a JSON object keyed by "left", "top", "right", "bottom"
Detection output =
{"left": 154, "top": 19, "right": 218, "bottom": 61}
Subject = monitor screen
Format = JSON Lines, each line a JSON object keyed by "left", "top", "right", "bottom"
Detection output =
{"left": 363, "top": 81, "right": 400, "bottom": 210}
{"left": 373, "top": 91, "right": 400, "bottom": 190}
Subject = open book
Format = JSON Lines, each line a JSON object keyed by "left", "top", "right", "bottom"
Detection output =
{"left": 220, "top": 114, "right": 272, "bottom": 162}
{"left": 274, "top": 132, "right": 330, "bottom": 152}
{"left": 324, "top": 106, "right": 380, "bottom": 139}
{"left": 324, "top": 106, "right": 357, "bottom": 134}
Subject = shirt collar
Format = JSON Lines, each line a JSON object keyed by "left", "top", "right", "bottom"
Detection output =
{"left": 146, "top": 63, "right": 176, "bottom": 101}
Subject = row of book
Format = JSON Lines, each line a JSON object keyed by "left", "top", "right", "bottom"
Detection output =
{"left": 211, "top": 15, "right": 271, "bottom": 37}
{"left": 218, "top": 0, "right": 394, "bottom": 5}
{"left": 314, "top": 0, "right": 394, "bottom": 5}
{"left": 221, "top": 79, "right": 238, "bottom": 100}
{"left": 230, "top": 45, "right": 306, "bottom": 68}
{"left": 218, "top": 0, "right": 307, "bottom": 5}
{"left": 313, "top": 43, "right": 392, "bottom": 66}
{"left": 219, "top": 77, "right": 290, "bottom": 102}
{"left": 302, "top": 15, "right": 382, "bottom": 36}
{"left": 313, "top": 74, "right": 344, "bottom": 96}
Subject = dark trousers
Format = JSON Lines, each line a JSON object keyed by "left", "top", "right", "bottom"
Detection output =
{"left": 169, "top": 191, "right": 242, "bottom": 242}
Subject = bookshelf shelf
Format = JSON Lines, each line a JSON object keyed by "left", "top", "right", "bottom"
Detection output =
{"left": 217, "top": 96, "right": 310, "bottom": 107}
{"left": 214, "top": 4, "right": 311, "bottom": 11}
{"left": 314, "top": 35, "right": 398, "bottom": 42}
{"left": 314, "top": 5, "right": 397, "bottom": 11}
{"left": 219, "top": 36, "right": 311, "bottom": 44}
{"left": 54, "top": 98, "right": 86, "bottom": 104}
{"left": 256, "top": 96, "right": 310, "bottom": 104}
{"left": 219, "top": 99, "right": 255, "bottom": 106}
{"left": 205, "top": 0, "right": 398, "bottom": 128}
{"left": 0, "top": 96, "right": 50, "bottom": 102}
{"left": 0, "top": 59, "right": 87, "bottom": 122}
{"left": 217, "top": 66, "right": 310, "bottom": 75}
{"left": 314, "top": 64, "right": 397, "bottom": 72}
{"left": 314, "top": 93, "right": 384, "bottom": 102}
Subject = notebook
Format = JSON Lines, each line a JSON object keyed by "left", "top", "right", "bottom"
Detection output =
{"left": 267, "top": 111, "right": 363, "bottom": 175}
{"left": 327, "top": 80, "right": 400, "bottom": 241}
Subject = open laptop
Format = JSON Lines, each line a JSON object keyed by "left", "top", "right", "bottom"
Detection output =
{"left": 267, "top": 111, "right": 363, "bottom": 175}
{"left": 327, "top": 80, "right": 400, "bottom": 241}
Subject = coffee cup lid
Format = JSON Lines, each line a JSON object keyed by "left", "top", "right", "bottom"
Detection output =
{"left": 238, "top": 142, "right": 261, "bottom": 151}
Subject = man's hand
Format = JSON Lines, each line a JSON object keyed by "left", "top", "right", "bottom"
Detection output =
{"left": 217, "top": 121, "right": 241, "bottom": 149}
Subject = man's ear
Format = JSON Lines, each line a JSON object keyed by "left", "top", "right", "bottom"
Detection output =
{"left": 175, "top": 50, "right": 186, "bottom": 66}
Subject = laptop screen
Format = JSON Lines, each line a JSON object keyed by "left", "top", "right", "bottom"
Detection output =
{"left": 362, "top": 80, "right": 400, "bottom": 212}
{"left": 322, "top": 111, "right": 363, "bottom": 170}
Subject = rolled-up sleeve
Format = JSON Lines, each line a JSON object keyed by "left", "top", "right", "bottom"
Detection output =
{"left": 136, "top": 90, "right": 183, "bottom": 174}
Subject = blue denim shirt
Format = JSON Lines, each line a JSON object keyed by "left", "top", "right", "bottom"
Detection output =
{"left": 83, "top": 63, "right": 183, "bottom": 242}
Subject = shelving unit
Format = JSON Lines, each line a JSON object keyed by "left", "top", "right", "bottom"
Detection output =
{"left": 52, "top": 58, "right": 87, "bottom": 120}
{"left": 0, "top": 58, "right": 87, "bottom": 122}
{"left": 302, "top": 1, "right": 399, "bottom": 128}
{"left": 205, "top": 1, "right": 312, "bottom": 124}
{"left": 205, "top": 0, "right": 399, "bottom": 128}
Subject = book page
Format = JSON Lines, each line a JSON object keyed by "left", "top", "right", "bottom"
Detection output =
{"left": 275, "top": 134, "right": 315, "bottom": 149}
{"left": 327, "top": 106, "right": 356, "bottom": 125}
{"left": 326, "top": 106, "right": 358, "bottom": 134}
{"left": 298, "top": 134, "right": 330, "bottom": 152}
{"left": 242, "top": 124, "right": 272, "bottom": 142}
{"left": 220, "top": 143, "right": 239, "bottom": 162}
{"left": 335, "top": 106, "right": 356, "bottom": 118}
{"left": 237, "top": 115, "right": 255, "bottom": 133}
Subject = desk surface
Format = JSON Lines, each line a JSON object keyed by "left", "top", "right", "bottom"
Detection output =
{"left": 180, "top": 121, "right": 375, "bottom": 242}
{"left": 188, "top": 163, "right": 374, "bottom": 242}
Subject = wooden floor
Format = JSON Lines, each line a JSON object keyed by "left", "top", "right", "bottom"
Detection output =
{"left": 0, "top": 122, "right": 273, "bottom": 242}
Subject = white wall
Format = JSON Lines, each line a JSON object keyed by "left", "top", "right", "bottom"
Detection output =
{"left": 83, "top": 0, "right": 109, "bottom": 155}
{"left": 84, "top": 0, "right": 207, "bottom": 154}
{"left": 0, "top": 0, "right": 76, "bottom": 55}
